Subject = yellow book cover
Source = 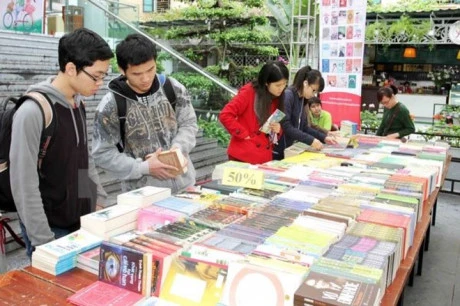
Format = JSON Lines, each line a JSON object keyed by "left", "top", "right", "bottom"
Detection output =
{"left": 160, "top": 256, "right": 227, "bottom": 306}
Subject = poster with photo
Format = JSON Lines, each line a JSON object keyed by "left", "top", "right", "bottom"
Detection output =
{"left": 0, "top": 0, "right": 45, "bottom": 33}
{"left": 319, "top": 0, "right": 367, "bottom": 127}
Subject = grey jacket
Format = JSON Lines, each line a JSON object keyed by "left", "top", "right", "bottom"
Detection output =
{"left": 91, "top": 75, "right": 198, "bottom": 194}
{"left": 9, "top": 78, "right": 106, "bottom": 247}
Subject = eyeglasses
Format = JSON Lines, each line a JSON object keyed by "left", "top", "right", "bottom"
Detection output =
{"left": 81, "top": 68, "right": 107, "bottom": 82}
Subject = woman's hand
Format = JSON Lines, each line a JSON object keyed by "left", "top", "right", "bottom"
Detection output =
{"left": 325, "top": 136, "right": 338, "bottom": 145}
{"left": 328, "top": 131, "right": 340, "bottom": 137}
{"left": 311, "top": 139, "right": 323, "bottom": 150}
{"left": 269, "top": 122, "right": 281, "bottom": 134}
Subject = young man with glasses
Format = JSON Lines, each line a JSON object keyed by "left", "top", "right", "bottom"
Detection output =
{"left": 10, "top": 28, "right": 113, "bottom": 257}
{"left": 92, "top": 34, "right": 198, "bottom": 194}
{"left": 375, "top": 85, "right": 415, "bottom": 141}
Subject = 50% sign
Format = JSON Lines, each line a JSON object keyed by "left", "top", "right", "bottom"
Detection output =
{"left": 222, "top": 167, "right": 265, "bottom": 190}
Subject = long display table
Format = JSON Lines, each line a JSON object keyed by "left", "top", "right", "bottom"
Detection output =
{"left": 0, "top": 156, "right": 451, "bottom": 306}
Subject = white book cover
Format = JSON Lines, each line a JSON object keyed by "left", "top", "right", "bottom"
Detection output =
{"left": 80, "top": 205, "right": 139, "bottom": 235}
{"left": 117, "top": 186, "right": 171, "bottom": 208}
{"left": 33, "top": 229, "right": 102, "bottom": 261}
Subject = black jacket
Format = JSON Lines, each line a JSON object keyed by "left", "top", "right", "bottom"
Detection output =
{"left": 273, "top": 87, "right": 327, "bottom": 159}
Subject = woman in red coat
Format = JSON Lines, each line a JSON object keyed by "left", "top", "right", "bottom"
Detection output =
{"left": 219, "top": 61, "right": 289, "bottom": 164}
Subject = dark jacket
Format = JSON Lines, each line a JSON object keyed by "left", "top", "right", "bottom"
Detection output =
{"left": 376, "top": 102, "right": 415, "bottom": 138}
{"left": 274, "top": 87, "right": 326, "bottom": 159}
{"left": 10, "top": 79, "right": 100, "bottom": 247}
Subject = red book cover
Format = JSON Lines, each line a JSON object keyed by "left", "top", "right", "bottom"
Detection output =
{"left": 67, "top": 281, "right": 145, "bottom": 306}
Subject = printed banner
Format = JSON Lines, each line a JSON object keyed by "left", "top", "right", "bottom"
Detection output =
{"left": 319, "top": 0, "right": 367, "bottom": 127}
{"left": 1, "top": 0, "right": 45, "bottom": 33}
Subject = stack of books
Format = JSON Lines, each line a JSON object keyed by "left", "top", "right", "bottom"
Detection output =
{"left": 117, "top": 186, "right": 171, "bottom": 208}
{"left": 32, "top": 229, "right": 102, "bottom": 275}
{"left": 80, "top": 205, "right": 139, "bottom": 239}
{"left": 76, "top": 246, "right": 100, "bottom": 275}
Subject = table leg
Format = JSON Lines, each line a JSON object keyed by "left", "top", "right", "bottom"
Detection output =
{"left": 432, "top": 198, "right": 438, "bottom": 226}
{"left": 408, "top": 265, "right": 415, "bottom": 287}
{"left": 425, "top": 222, "right": 431, "bottom": 252}
{"left": 397, "top": 287, "right": 405, "bottom": 306}
{"left": 417, "top": 238, "right": 425, "bottom": 276}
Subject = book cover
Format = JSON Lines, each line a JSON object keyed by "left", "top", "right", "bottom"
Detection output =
{"left": 67, "top": 281, "right": 145, "bottom": 306}
{"left": 259, "top": 109, "right": 285, "bottom": 134}
{"left": 137, "top": 206, "right": 184, "bottom": 232}
{"left": 98, "top": 241, "right": 151, "bottom": 296}
{"left": 221, "top": 257, "right": 307, "bottom": 306}
{"left": 157, "top": 149, "right": 188, "bottom": 176}
{"left": 160, "top": 256, "right": 228, "bottom": 306}
{"left": 33, "top": 229, "right": 102, "bottom": 261}
{"left": 294, "top": 270, "right": 381, "bottom": 306}
{"left": 117, "top": 186, "right": 172, "bottom": 208}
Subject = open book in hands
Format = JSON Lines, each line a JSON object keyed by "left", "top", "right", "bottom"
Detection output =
{"left": 259, "top": 109, "right": 285, "bottom": 134}
{"left": 158, "top": 149, "right": 188, "bottom": 176}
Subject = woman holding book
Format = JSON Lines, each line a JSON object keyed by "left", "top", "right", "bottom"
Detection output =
{"left": 376, "top": 85, "right": 415, "bottom": 141}
{"left": 219, "top": 61, "right": 288, "bottom": 164}
{"left": 273, "top": 66, "right": 337, "bottom": 160}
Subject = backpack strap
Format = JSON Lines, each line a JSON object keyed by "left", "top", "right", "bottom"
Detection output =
{"left": 115, "top": 92, "right": 127, "bottom": 153}
{"left": 16, "top": 92, "right": 57, "bottom": 172}
{"left": 158, "top": 74, "right": 177, "bottom": 110}
{"left": 115, "top": 74, "right": 176, "bottom": 153}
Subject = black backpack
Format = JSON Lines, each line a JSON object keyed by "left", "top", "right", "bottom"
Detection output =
{"left": 0, "top": 92, "right": 56, "bottom": 212}
{"left": 115, "top": 74, "right": 176, "bottom": 152}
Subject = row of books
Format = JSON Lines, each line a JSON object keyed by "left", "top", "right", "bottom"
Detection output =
{"left": 32, "top": 136, "right": 449, "bottom": 306}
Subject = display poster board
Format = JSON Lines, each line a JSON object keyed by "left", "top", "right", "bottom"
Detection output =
{"left": 1, "top": 0, "right": 45, "bottom": 33}
{"left": 319, "top": 0, "right": 367, "bottom": 127}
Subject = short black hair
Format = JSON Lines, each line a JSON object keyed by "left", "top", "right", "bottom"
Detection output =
{"left": 308, "top": 96, "right": 322, "bottom": 107}
{"left": 116, "top": 34, "right": 157, "bottom": 71}
{"left": 377, "top": 85, "right": 397, "bottom": 102}
{"left": 58, "top": 28, "right": 113, "bottom": 72}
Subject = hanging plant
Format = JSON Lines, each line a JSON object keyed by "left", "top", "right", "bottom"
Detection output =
{"left": 366, "top": 15, "right": 432, "bottom": 45}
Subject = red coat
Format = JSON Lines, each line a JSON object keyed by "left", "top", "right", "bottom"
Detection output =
{"left": 219, "top": 83, "right": 281, "bottom": 164}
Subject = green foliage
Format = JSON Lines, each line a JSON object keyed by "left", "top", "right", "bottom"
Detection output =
{"left": 244, "top": 0, "right": 265, "bottom": 7}
{"left": 183, "top": 48, "right": 204, "bottom": 62}
{"left": 165, "top": 26, "right": 209, "bottom": 39}
{"left": 360, "top": 110, "right": 380, "bottom": 130}
{"left": 182, "top": 7, "right": 244, "bottom": 20}
{"left": 265, "top": 0, "right": 292, "bottom": 32}
{"left": 365, "top": 15, "right": 431, "bottom": 46}
{"left": 204, "top": 65, "right": 221, "bottom": 75}
{"left": 156, "top": 52, "right": 172, "bottom": 74}
{"left": 233, "top": 65, "right": 262, "bottom": 82}
{"left": 367, "top": 0, "right": 450, "bottom": 13}
{"left": 110, "top": 57, "right": 119, "bottom": 73}
{"left": 239, "top": 45, "right": 279, "bottom": 56}
{"left": 210, "top": 27, "right": 272, "bottom": 44}
{"left": 198, "top": 115, "right": 230, "bottom": 147}
{"left": 171, "top": 72, "right": 214, "bottom": 98}
{"left": 145, "top": 27, "right": 168, "bottom": 38}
